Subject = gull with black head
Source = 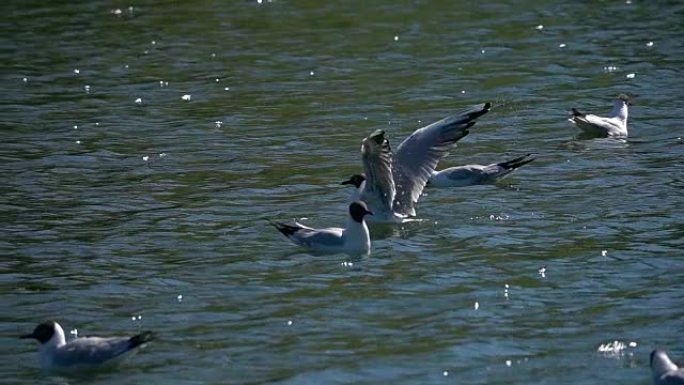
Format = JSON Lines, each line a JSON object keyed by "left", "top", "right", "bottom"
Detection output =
{"left": 341, "top": 102, "right": 491, "bottom": 223}
{"left": 20, "top": 320, "right": 153, "bottom": 372}
{"left": 272, "top": 201, "right": 373, "bottom": 255}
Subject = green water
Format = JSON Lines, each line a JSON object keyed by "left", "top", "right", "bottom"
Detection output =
{"left": 2, "top": 1, "right": 683, "bottom": 384}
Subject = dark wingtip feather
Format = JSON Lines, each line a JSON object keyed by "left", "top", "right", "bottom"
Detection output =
{"left": 571, "top": 108, "right": 584, "bottom": 117}
{"left": 499, "top": 154, "right": 535, "bottom": 170}
{"left": 128, "top": 331, "right": 154, "bottom": 349}
{"left": 270, "top": 221, "right": 301, "bottom": 237}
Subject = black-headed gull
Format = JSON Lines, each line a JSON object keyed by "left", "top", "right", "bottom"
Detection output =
{"left": 344, "top": 103, "right": 491, "bottom": 223}
{"left": 651, "top": 349, "right": 684, "bottom": 385}
{"left": 569, "top": 94, "right": 630, "bottom": 138}
{"left": 427, "top": 153, "right": 534, "bottom": 187}
{"left": 272, "top": 201, "right": 373, "bottom": 255}
{"left": 20, "top": 320, "right": 153, "bottom": 372}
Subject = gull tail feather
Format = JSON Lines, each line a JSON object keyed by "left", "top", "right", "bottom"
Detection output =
{"left": 498, "top": 154, "right": 535, "bottom": 170}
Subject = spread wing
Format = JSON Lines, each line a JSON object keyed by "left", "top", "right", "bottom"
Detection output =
{"left": 392, "top": 102, "right": 491, "bottom": 216}
{"left": 360, "top": 129, "right": 396, "bottom": 216}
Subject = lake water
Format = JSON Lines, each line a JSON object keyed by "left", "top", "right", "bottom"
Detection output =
{"left": 2, "top": 1, "right": 683, "bottom": 384}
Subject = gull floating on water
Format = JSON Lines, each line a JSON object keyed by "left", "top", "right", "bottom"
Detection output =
{"left": 342, "top": 103, "right": 491, "bottom": 223}
{"left": 20, "top": 320, "right": 153, "bottom": 372}
{"left": 568, "top": 94, "right": 630, "bottom": 138}
{"left": 651, "top": 349, "right": 684, "bottom": 385}
{"left": 427, "top": 153, "right": 535, "bottom": 187}
{"left": 272, "top": 201, "right": 373, "bottom": 255}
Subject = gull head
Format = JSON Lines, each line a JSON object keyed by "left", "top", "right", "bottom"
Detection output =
{"left": 341, "top": 174, "right": 366, "bottom": 188}
{"left": 617, "top": 93, "right": 631, "bottom": 106}
{"left": 20, "top": 320, "right": 59, "bottom": 344}
{"left": 349, "top": 201, "right": 373, "bottom": 222}
{"left": 362, "top": 129, "right": 391, "bottom": 157}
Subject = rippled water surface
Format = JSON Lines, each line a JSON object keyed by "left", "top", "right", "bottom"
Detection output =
{"left": 2, "top": 1, "right": 683, "bottom": 384}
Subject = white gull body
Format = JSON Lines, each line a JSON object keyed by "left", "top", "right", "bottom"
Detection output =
{"left": 651, "top": 349, "right": 684, "bottom": 385}
{"left": 428, "top": 153, "right": 534, "bottom": 187}
{"left": 568, "top": 94, "right": 629, "bottom": 138}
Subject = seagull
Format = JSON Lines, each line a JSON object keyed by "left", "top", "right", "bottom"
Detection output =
{"left": 568, "top": 94, "right": 630, "bottom": 138}
{"left": 20, "top": 320, "right": 153, "bottom": 372}
{"left": 342, "top": 102, "right": 491, "bottom": 223}
{"left": 651, "top": 349, "right": 684, "bottom": 385}
{"left": 427, "top": 153, "right": 535, "bottom": 187}
{"left": 272, "top": 201, "right": 373, "bottom": 255}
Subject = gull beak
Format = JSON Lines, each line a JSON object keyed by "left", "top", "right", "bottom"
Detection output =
{"left": 366, "top": 209, "right": 374, "bottom": 216}
{"left": 19, "top": 332, "right": 35, "bottom": 339}
{"left": 340, "top": 178, "right": 353, "bottom": 186}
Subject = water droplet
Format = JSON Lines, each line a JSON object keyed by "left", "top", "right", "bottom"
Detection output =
{"left": 626, "top": 73, "right": 636, "bottom": 79}
{"left": 181, "top": 94, "right": 192, "bottom": 101}
{"left": 95, "top": 122, "right": 100, "bottom": 126}
{"left": 443, "top": 371, "right": 449, "bottom": 377}
{"left": 394, "top": 35, "right": 399, "bottom": 41}
{"left": 142, "top": 155, "right": 149, "bottom": 161}
{"left": 177, "top": 294, "right": 183, "bottom": 302}
{"left": 151, "top": 40, "right": 156, "bottom": 45}
{"left": 287, "top": 320, "right": 293, "bottom": 326}
{"left": 601, "top": 250, "right": 607, "bottom": 257}
{"left": 505, "top": 360, "right": 512, "bottom": 367}
{"left": 135, "top": 97, "right": 142, "bottom": 104}
{"left": 84, "top": 85, "right": 90, "bottom": 93}
{"left": 75, "top": 140, "right": 81, "bottom": 144}
{"left": 159, "top": 153, "right": 167, "bottom": 158}
{"left": 22, "top": 77, "right": 28, "bottom": 82}
{"left": 461, "top": 90, "right": 466, "bottom": 94}
{"left": 73, "top": 125, "right": 78, "bottom": 129}
{"left": 559, "top": 43, "right": 566, "bottom": 48}
{"left": 646, "top": 41, "right": 654, "bottom": 47}
{"left": 480, "top": 49, "right": 486, "bottom": 54}
{"left": 535, "top": 24, "right": 544, "bottom": 30}
{"left": 73, "top": 69, "right": 80, "bottom": 74}
{"left": 474, "top": 301, "right": 479, "bottom": 310}
{"left": 224, "top": 87, "right": 230, "bottom": 91}
{"left": 215, "top": 78, "right": 220, "bottom": 82}
{"left": 309, "top": 70, "right": 315, "bottom": 76}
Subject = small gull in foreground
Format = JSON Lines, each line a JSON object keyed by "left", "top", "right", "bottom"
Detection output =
{"left": 568, "top": 94, "right": 630, "bottom": 138}
{"left": 342, "top": 103, "right": 491, "bottom": 223}
{"left": 20, "top": 320, "right": 153, "bottom": 372}
{"left": 272, "top": 201, "right": 373, "bottom": 255}
{"left": 651, "top": 349, "right": 684, "bottom": 385}
{"left": 427, "top": 153, "right": 535, "bottom": 187}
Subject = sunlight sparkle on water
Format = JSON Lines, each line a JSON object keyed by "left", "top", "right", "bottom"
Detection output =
{"left": 73, "top": 69, "right": 80, "bottom": 74}
{"left": 84, "top": 85, "right": 90, "bottom": 93}
{"left": 646, "top": 41, "right": 654, "bottom": 47}
{"left": 177, "top": 294, "right": 183, "bottom": 302}
{"left": 626, "top": 73, "right": 636, "bottom": 79}
{"left": 142, "top": 156, "right": 149, "bottom": 161}
{"left": 70, "top": 329, "right": 78, "bottom": 338}
{"left": 538, "top": 266, "right": 547, "bottom": 278}
{"left": 474, "top": 301, "right": 479, "bottom": 310}
{"left": 182, "top": 94, "right": 192, "bottom": 101}
{"left": 443, "top": 371, "right": 448, "bottom": 377}
{"left": 131, "top": 315, "right": 142, "bottom": 321}
{"left": 535, "top": 24, "right": 544, "bottom": 31}
{"left": 135, "top": 97, "right": 142, "bottom": 104}
{"left": 287, "top": 320, "right": 293, "bottom": 326}
{"left": 559, "top": 43, "right": 566, "bottom": 48}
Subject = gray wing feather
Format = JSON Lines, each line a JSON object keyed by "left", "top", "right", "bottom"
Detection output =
{"left": 361, "top": 129, "right": 396, "bottom": 215}
{"left": 54, "top": 337, "right": 134, "bottom": 366}
{"left": 392, "top": 103, "right": 491, "bottom": 215}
